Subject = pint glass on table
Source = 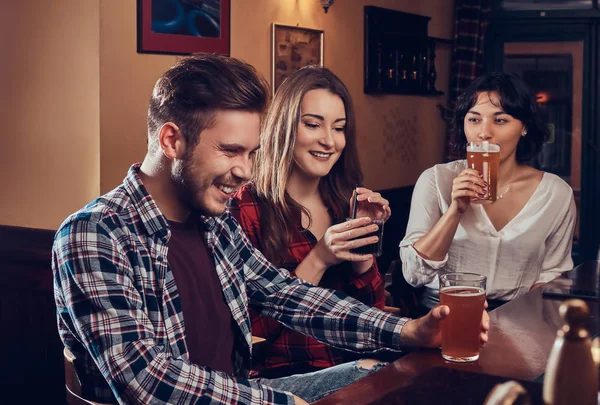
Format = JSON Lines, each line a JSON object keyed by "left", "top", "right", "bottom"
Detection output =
{"left": 466, "top": 141, "right": 500, "bottom": 203}
{"left": 439, "top": 273, "right": 487, "bottom": 362}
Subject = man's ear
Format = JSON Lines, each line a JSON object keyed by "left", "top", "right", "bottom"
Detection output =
{"left": 158, "top": 122, "right": 187, "bottom": 159}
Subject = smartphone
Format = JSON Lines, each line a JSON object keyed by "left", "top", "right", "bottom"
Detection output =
{"left": 542, "top": 286, "right": 599, "bottom": 301}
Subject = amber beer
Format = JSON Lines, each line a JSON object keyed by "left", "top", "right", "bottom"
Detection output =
{"left": 439, "top": 273, "right": 487, "bottom": 362}
{"left": 466, "top": 141, "right": 500, "bottom": 203}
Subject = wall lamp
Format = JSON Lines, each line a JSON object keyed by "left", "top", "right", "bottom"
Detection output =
{"left": 320, "top": 0, "right": 334, "bottom": 13}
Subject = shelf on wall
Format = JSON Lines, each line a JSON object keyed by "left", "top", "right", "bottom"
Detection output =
{"left": 364, "top": 6, "right": 451, "bottom": 96}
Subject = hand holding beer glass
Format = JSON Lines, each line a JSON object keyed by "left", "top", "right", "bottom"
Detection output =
{"left": 439, "top": 273, "right": 487, "bottom": 362}
{"left": 466, "top": 141, "right": 500, "bottom": 204}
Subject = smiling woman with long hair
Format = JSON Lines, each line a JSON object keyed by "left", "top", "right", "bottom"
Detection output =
{"left": 228, "top": 65, "right": 391, "bottom": 378}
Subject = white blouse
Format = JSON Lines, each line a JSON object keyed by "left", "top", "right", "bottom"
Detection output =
{"left": 399, "top": 160, "right": 576, "bottom": 301}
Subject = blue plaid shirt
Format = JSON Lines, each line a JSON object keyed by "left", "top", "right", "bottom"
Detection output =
{"left": 52, "top": 164, "right": 407, "bottom": 404}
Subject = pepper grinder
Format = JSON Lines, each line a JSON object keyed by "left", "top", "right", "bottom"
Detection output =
{"left": 543, "top": 299, "right": 598, "bottom": 405}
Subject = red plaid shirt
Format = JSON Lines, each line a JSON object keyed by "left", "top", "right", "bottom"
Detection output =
{"left": 229, "top": 184, "right": 386, "bottom": 378}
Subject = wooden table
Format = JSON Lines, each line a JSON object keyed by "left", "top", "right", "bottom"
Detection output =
{"left": 314, "top": 261, "right": 599, "bottom": 405}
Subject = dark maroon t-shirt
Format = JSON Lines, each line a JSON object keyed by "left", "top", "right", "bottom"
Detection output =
{"left": 167, "top": 217, "right": 234, "bottom": 374}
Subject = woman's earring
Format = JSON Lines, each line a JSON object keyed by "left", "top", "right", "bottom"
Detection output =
{"left": 522, "top": 129, "right": 527, "bottom": 136}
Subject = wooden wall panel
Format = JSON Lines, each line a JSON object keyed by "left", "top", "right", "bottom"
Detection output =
{"left": 0, "top": 225, "right": 65, "bottom": 405}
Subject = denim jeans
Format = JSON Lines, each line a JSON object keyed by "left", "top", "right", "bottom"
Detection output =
{"left": 422, "top": 287, "right": 440, "bottom": 310}
{"left": 255, "top": 360, "right": 387, "bottom": 403}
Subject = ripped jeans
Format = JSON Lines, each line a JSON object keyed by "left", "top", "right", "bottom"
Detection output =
{"left": 255, "top": 360, "right": 387, "bottom": 403}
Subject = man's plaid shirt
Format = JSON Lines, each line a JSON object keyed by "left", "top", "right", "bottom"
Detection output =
{"left": 52, "top": 164, "right": 407, "bottom": 404}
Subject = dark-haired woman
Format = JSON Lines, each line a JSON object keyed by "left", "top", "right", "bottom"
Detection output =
{"left": 228, "top": 65, "right": 390, "bottom": 378}
{"left": 400, "top": 72, "right": 576, "bottom": 310}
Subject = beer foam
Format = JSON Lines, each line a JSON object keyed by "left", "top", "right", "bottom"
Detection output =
{"left": 440, "top": 286, "right": 485, "bottom": 297}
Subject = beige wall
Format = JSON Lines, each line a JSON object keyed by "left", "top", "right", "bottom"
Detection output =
{"left": 0, "top": 0, "right": 100, "bottom": 230}
{"left": 99, "top": 0, "right": 453, "bottom": 193}
{"left": 99, "top": 1, "right": 178, "bottom": 193}
{"left": 231, "top": 0, "right": 453, "bottom": 190}
{"left": 2, "top": 0, "right": 454, "bottom": 229}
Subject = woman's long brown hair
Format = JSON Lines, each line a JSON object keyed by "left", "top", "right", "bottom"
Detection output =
{"left": 253, "top": 65, "right": 363, "bottom": 266}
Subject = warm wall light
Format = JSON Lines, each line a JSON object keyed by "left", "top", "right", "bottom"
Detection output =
{"left": 536, "top": 91, "right": 550, "bottom": 104}
{"left": 320, "top": 0, "right": 334, "bottom": 13}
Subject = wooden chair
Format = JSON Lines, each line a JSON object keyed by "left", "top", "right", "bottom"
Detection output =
{"left": 63, "top": 348, "right": 111, "bottom": 405}
{"left": 383, "top": 305, "right": 403, "bottom": 315}
{"left": 387, "top": 260, "right": 426, "bottom": 319}
{"left": 251, "top": 335, "right": 266, "bottom": 345}
{"left": 64, "top": 339, "right": 266, "bottom": 405}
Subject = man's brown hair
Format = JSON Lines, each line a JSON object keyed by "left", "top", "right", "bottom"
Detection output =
{"left": 147, "top": 54, "right": 269, "bottom": 151}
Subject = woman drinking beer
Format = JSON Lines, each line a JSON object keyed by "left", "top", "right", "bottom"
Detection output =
{"left": 400, "top": 72, "right": 576, "bottom": 311}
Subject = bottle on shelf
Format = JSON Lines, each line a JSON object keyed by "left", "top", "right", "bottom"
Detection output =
{"left": 384, "top": 50, "right": 395, "bottom": 91}
{"left": 410, "top": 55, "right": 418, "bottom": 82}
{"left": 399, "top": 53, "right": 408, "bottom": 81}
{"left": 427, "top": 39, "right": 438, "bottom": 93}
{"left": 376, "top": 41, "right": 383, "bottom": 91}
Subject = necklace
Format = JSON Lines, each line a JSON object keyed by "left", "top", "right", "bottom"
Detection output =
{"left": 497, "top": 184, "right": 512, "bottom": 199}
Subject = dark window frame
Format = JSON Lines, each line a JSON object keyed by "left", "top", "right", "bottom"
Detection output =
{"left": 492, "top": 0, "right": 599, "bottom": 20}
{"left": 485, "top": 11, "right": 600, "bottom": 262}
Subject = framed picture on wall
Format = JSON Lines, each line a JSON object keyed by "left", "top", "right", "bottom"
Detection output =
{"left": 137, "top": 0, "right": 230, "bottom": 55}
{"left": 272, "top": 24, "right": 324, "bottom": 94}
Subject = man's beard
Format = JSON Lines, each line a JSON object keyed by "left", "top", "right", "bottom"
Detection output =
{"left": 171, "top": 155, "right": 238, "bottom": 217}
{"left": 171, "top": 155, "right": 206, "bottom": 213}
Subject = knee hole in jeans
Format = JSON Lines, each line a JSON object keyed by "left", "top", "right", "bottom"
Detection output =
{"left": 355, "top": 358, "right": 383, "bottom": 371}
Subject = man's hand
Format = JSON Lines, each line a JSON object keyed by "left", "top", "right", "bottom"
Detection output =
{"left": 399, "top": 302, "right": 490, "bottom": 348}
{"left": 293, "top": 394, "right": 309, "bottom": 404}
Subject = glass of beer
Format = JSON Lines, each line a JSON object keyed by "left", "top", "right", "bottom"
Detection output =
{"left": 466, "top": 141, "right": 500, "bottom": 203}
{"left": 346, "top": 217, "right": 385, "bottom": 257}
{"left": 439, "top": 272, "right": 487, "bottom": 362}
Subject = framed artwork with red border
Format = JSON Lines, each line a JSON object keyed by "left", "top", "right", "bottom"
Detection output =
{"left": 137, "top": 0, "right": 230, "bottom": 55}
